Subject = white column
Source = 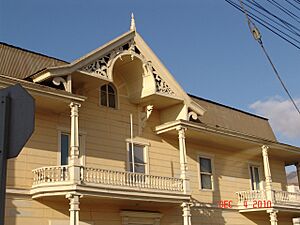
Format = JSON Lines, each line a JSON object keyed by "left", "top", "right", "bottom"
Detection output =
{"left": 181, "top": 202, "right": 192, "bottom": 225}
{"left": 69, "top": 102, "right": 81, "bottom": 183}
{"left": 262, "top": 145, "right": 274, "bottom": 202}
{"left": 267, "top": 209, "right": 278, "bottom": 225}
{"left": 177, "top": 126, "right": 190, "bottom": 194}
{"left": 66, "top": 193, "right": 81, "bottom": 225}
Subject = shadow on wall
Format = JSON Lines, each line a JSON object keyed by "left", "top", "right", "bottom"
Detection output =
{"left": 5, "top": 196, "right": 18, "bottom": 225}
{"left": 190, "top": 172, "right": 225, "bottom": 225}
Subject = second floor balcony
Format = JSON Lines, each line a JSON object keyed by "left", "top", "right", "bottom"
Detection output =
{"left": 236, "top": 189, "right": 300, "bottom": 211}
{"left": 30, "top": 165, "right": 189, "bottom": 203}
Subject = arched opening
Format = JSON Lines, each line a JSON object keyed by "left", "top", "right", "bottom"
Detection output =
{"left": 110, "top": 53, "right": 156, "bottom": 103}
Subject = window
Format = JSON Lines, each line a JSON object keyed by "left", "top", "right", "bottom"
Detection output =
{"left": 199, "top": 156, "right": 213, "bottom": 190}
{"left": 60, "top": 133, "right": 69, "bottom": 165}
{"left": 59, "top": 132, "right": 85, "bottom": 166}
{"left": 128, "top": 143, "right": 147, "bottom": 173}
{"left": 100, "top": 83, "right": 117, "bottom": 108}
{"left": 249, "top": 165, "right": 261, "bottom": 190}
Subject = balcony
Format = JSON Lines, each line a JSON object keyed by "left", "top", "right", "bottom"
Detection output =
{"left": 31, "top": 165, "right": 189, "bottom": 202}
{"left": 236, "top": 190, "right": 300, "bottom": 211}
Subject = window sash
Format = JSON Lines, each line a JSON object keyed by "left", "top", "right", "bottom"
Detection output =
{"left": 199, "top": 156, "right": 213, "bottom": 190}
{"left": 250, "top": 166, "right": 260, "bottom": 190}
{"left": 100, "top": 84, "right": 116, "bottom": 108}
{"left": 128, "top": 144, "right": 146, "bottom": 174}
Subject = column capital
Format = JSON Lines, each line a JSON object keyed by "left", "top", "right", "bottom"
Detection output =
{"left": 70, "top": 102, "right": 81, "bottom": 108}
{"left": 181, "top": 202, "right": 192, "bottom": 208}
{"left": 176, "top": 125, "right": 187, "bottom": 132}
{"left": 267, "top": 209, "right": 278, "bottom": 225}
{"left": 176, "top": 126, "right": 187, "bottom": 139}
{"left": 262, "top": 145, "right": 269, "bottom": 154}
{"left": 65, "top": 193, "right": 82, "bottom": 200}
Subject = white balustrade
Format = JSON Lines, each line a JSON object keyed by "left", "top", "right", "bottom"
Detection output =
{"left": 32, "top": 165, "right": 70, "bottom": 185}
{"left": 236, "top": 189, "right": 300, "bottom": 208}
{"left": 236, "top": 190, "right": 267, "bottom": 205}
{"left": 82, "top": 167, "right": 184, "bottom": 192}
{"left": 32, "top": 166, "right": 184, "bottom": 193}
{"left": 274, "top": 191, "right": 300, "bottom": 205}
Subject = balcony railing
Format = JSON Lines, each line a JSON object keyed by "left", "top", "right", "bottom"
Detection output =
{"left": 81, "top": 167, "right": 183, "bottom": 192}
{"left": 274, "top": 191, "right": 300, "bottom": 206}
{"left": 33, "top": 165, "right": 70, "bottom": 185}
{"left": 236, "top": 190, "right": 300, "bottom": 209}
{"left": 32, "top": 165, "right": 184, "bottom": 193}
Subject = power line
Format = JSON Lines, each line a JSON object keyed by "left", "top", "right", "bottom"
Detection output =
{"left": 236, "top": 0, "right": 300, "bottom": 115}
{"left": 225, "top": 0, "right": 300, "bottom": 49}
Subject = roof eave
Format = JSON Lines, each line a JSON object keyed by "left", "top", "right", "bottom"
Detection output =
{"left": 32, "top": 30, "right": 136, "bottom": 83}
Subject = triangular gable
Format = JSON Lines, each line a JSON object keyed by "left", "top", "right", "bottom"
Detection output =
{"left": 32, "top": 29, "right": 206, "bottom": 117}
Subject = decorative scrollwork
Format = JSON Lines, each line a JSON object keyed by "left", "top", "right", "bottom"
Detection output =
{"left": 80, "top": 40, "right": 137, "bottom": 79}
{"left": 81, "top": 55, "right": 110, "bottom": 78}
{"left": 81, "top": 39, "right": 176, "bottom": 97}
{"left": 153, "top": 69, "right": 175, "bottom": 95}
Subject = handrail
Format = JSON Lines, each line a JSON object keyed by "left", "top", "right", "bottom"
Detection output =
{"left": 82, "top": 167, "right": 184, "bottom": 192}
{"left": 32, "top": 165, "right": 70, "bottom": 185}
{"left": 32, "top": 166, "right": 184, "bottom": 193}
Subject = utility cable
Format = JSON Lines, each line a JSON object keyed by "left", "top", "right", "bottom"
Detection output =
{"left": 225, "top": 0, "right": 300, "bottom": 49}
{"left": 239, "top": 0, "right": 300, "bottom": 115}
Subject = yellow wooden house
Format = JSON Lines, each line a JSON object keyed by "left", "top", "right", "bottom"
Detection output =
{"left": 1, "top": 15, "right": 300, "bottom": 225}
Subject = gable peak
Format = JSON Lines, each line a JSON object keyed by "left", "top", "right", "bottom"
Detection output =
{"left": 130, "top": 13, "right": 136, "bottom": 31}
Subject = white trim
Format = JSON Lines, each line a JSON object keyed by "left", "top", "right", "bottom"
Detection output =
{"left": 198, "top": 154, "right": 214, "bottom": 191}
{"left": 125, "top": 138, "right": 151, "bottom": 146}
{"left": 248, "top": 162, "right": 263, "bottom": 190}
{"left": 126, "top": 140, "right": 149, "bottom": 174}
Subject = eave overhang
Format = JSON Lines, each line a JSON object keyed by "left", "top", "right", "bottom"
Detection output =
{"left": 32, "top": 30, "right": 136, "bottom": 83}
{"left": 0, "top": 75, "right": 86, "bottom": 102}
{"left": 155, "top": 120, "right": 300, "bottom": 163}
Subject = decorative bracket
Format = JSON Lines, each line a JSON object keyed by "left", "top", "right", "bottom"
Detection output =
{"left": 52, "top": 75, "right": 72, "bottom": 92}
{"left": 188, "top": 111, "right": 199, "bottom": 122}
{"left": 141, "top": 105, "right": 154, "bottom": 129}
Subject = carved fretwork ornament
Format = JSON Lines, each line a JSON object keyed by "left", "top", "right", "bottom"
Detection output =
{"left": 80, "top": 39, "right": 176, "bottom": 96}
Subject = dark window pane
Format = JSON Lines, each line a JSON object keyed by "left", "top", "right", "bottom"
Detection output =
{"left": 108, "top": 85, "right": 115, "bottom": 94}
{"left": 254, "top": 167, "right": 260, "bottom": 190}
{"left": 201, "top": 174, "right": 212, "bottom": 189}
{"left": 128, "top": 144, "right": 146, "bottom": 174}
{"left": 250, "top": 166, "right": 255, "bottom": 190}
{"left": 135, "top": 164, "right": 145, "bottom": 173}
{"left": 61, "top": 134, "right": 69, "bottom": 165}
{"left": 200, "top": 158, "right": 212, "bottom": 173}
{"left": 101, "top": 85, "right": 107, "bottom": 92}
{"left": 129, "top": 146, "right": 133, "bottom": 163}
{"left": 108, "top": 93, "right": 115, "bottom": 108}
{"left": 134, "top": 145, "right": 144, "bottom": 163}
{"left": 101, "top": 91, "right": 107, "bottom": 106}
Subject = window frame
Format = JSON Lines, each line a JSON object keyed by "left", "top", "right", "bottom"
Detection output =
{"left": 248, "top": 163, "right": 263, "bottom": 190}
{"left": 99, "top": 83, "right": 118, "bottom": 109}
{"left": 198, "top": 154, "right": 214, "bottom": 191}
{"left": 57, "top": 128, "right": 86, "bottom": 166}
{"left": 126, "top": 139, "right": 150, "bottom": 174}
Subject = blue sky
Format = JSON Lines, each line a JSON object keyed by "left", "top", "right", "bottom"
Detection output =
{"left": 1, "top": 0, "right": 300, "bottom": 148}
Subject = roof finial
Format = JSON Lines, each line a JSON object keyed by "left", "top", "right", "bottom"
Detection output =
{"left": 130, "top": 13, "right": 136, "bottom": 31}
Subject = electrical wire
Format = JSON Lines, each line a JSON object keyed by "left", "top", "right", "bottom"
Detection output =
{"left": 238, "top": 0, "right": 300, "bottom": 115}
{"left": 225, "top": 0, "right": 300, "bottom": 49}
